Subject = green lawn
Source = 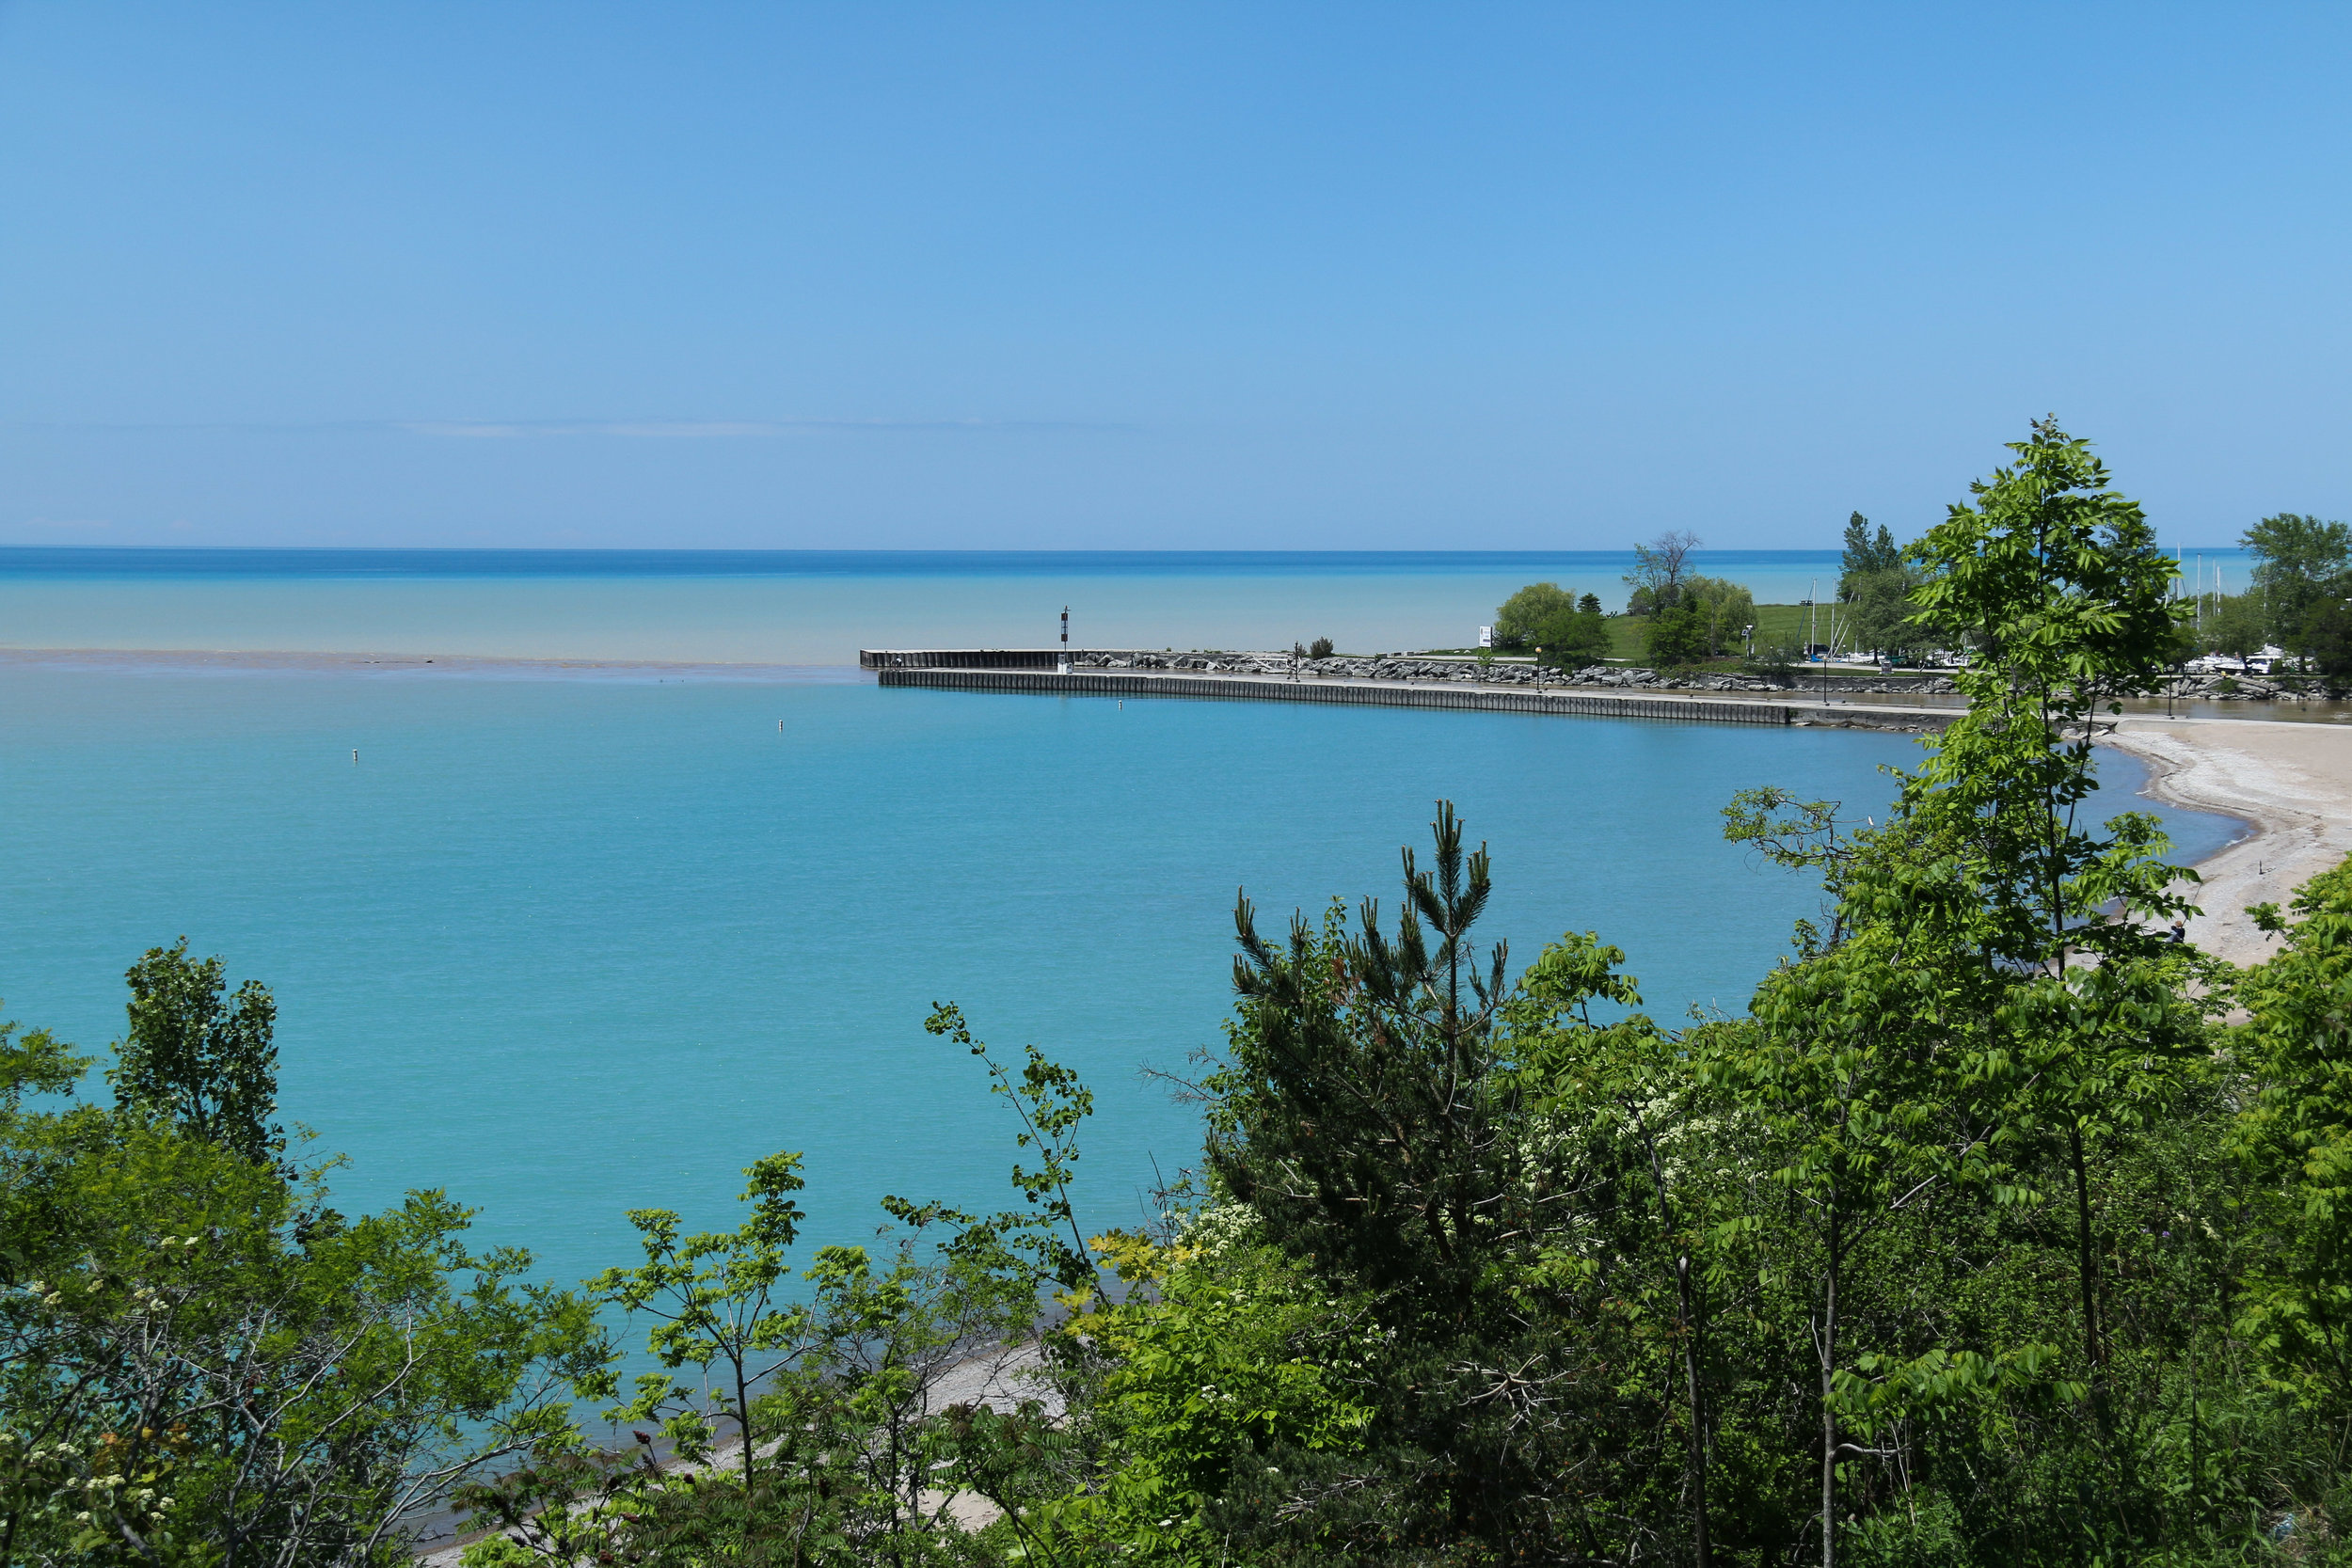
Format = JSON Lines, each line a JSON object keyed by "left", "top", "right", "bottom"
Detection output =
{"left": 1604, "top": 602, "right": 1820, "bottom": 661}
{"left": 1424, "top": 603, "right": 1829, "bottom": 664}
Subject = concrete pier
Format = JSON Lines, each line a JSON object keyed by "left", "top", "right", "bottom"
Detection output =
{"left": 874, "top": 665, "right": 1959, "bottom": 730}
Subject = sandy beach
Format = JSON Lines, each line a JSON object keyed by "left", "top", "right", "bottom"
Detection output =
{"left": 2101, "top": 717, "right": 2352, "bottom": 967}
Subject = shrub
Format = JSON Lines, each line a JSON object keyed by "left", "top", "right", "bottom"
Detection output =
{"left": 1492, "top": 583, "right": 1576, "bottom": 649}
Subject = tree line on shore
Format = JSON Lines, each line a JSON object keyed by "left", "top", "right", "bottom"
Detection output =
{"left": 8, "top": 420, "right": 2352, "bottom": 1564}
{"left": 1493, "top": 495, "right": 2352, "bottom": 687}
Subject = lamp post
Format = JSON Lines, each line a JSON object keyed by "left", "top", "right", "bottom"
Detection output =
{"left": 1059, "top": 607, "right": 1070, "bottom": 674}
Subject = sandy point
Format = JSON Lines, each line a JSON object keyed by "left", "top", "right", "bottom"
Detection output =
{"left": 2100, "top": 717, "right": 2352, "bottom": 967}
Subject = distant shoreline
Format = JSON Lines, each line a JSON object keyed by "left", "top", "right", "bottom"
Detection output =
{"left": 0, "top": 646, "right": 866, "bottom": 681}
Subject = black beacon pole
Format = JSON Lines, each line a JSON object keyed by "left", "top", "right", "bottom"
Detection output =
{"left": 1059, "top": 607, "right": 1070, "bottom": 673}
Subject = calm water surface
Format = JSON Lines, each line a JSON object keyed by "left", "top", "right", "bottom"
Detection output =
{"left": 0, "top": 546, "right": 2261, "bottom": 664}
{"left": 0, "top": 663, "right": 2239, "bottom": 1293}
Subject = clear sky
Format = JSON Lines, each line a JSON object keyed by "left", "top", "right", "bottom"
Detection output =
{"left": 2, "top": 3, "right": 2345, "bottom": 550}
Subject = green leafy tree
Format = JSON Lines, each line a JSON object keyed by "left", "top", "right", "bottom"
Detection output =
{"left": 1838, "top": 512, "right": 1902, "bottom": 600}
{"left": 2305, "top": 588, "right": 2352, "bottom": 684}
{"left": 584, "top": 1151, "right": 824, "bottom": 1495}
{"left": 1699, "top": 837, "right": 1992, "bottom": 1568}
{"left": 2244, "top": 512, "right": 2352, "bottom": 656}
{"left": 1842, "top": 567, "right": 1926, "bottom": 660}
{"left": 1904, "top": 420, "right": 2204, "bottom": 1446}
{"left": 1531, "top": 594, "right": 1611, "bottom": 668}
{"left": 1514, "top": 936, "right": 1723, "bottom": 1567}
{"left": 107, "top": 939, "right": 282, "bottom": 1165}
{"left": 2200, "top": 591, "right": 2269, "bottom": 660}
{"left": 999, "top": 1227, "right": 1376, "bottom": 1566}
{"left": 1645, "top": 590, "right": 1709, "bottom": 666}
{"left": 519, "top": 1009, "right": 1094, "bottom": 1566}
{"left": 1696, "top": 420, "right": 2211, "bottom": 1564}
{"left": 1, "top": 976, "right": 604, "bottom": 1567}
{"left": 924, "top": 1003, "right": 1096, "bottom": 1295}
{"left": 2230, "top": 856, "right": 2352, "bottom": 1418}
{"left": 1491, "top": 582, "right": 1577, "bottom": 651}
{"left": 1904, "top": 417, "right": 2189, "bottom": 972}
{"left": 1684, "top": 575, "right": 1756, "bottom": 658}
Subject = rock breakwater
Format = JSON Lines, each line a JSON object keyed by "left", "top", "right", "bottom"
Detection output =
{"left": 1071, "top": 650, "right": 1961, "bottom": 697}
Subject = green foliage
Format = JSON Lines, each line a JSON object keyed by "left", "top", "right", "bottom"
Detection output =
{"left": 2230, "top": 856, "right": 2352, "bottom": 1414}
{"left": 107, "top": 938, "right": 283, "bottom": 1165}
{"left": 1529, "top": 594, "right": 1611, "bottom": 668}
{"left": 1491, "top": 581, "right": 1576, "bottom": 651}
{"left": 1630, "top": 573, "right": 1752, "bottom": 666}
{"left": 2245, "top": 513, "right": 2352, "bottom": 655}
{"left": 1905, "top": 417, "right": 2191, "bottom": 971}
{"left": 1213, "top": 804, "right": 1518, "bottom": 1321}
{"left": 2308, "top": 594, "right": 2352, "bottom": 684}
{"left": 582, "top": 1151, "right": 820, "bottom": 1490}
{"left": 1186, "top": 808, "right": 1708, "bottom": 1560}
{"left": 27, "top": 421, "right": 2352, "bottom": 1567}
{"left": 453, "top": 1009, "right": 1087, "bottom": 1565}
{"left": 1837, "top": 513, "right": 1919, "bottom": 657}
{"left": 1625, "top": 529, "right": 1703, "bottom": 618}
{"left": 1645, "top": 589, "right": 1711, "bottom": 666}
{"left": 1005, "top": 1231, "right": 1377, "bottom": 1565}
{"left": 2201, "top": 591, "right": 2270, "bottom": 659}
{"left": 0, "top": 1013, "right": 87, "bottom": 1114}
{"left": 1, "top": 974, "right": 605, "bottom": 1566}
{"left": 926, "top": 1002, "right": 1095, "bottom": 1293}
{"left": 1843, "top": 567, "right": 1927, "bottom": 659}
{"left": 1839, "top": 511, "right": 1903, "bottom": 597}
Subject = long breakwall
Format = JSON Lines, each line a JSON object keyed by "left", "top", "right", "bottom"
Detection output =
{"left": 875, "top": 667, "right": 1837, "bottom": 726}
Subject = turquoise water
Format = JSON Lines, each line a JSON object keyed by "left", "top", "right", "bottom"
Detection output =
{"left": 0, "top": 661, "right": 2239, "bottom": 1296}
{"left": 0, "top": 547, "right": 2258, "bottom": 664}
{"left": 0, "top": 547, "right": 1849, "bottom": 662}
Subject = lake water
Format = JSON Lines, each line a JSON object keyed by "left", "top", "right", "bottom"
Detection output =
{"left": 0, "top": 546, "right": 2258, "bottom": 663}
{"left": 0, "top": 653, "right": 2241, "bottom": 1298}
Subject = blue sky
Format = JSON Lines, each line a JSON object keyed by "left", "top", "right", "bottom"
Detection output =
{"left": 2, "top": 3, "right": 2345, "bottom": 549}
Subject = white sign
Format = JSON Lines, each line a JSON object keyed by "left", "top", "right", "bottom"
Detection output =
{"left": 1477, "top": 626, "right": 1493, "bottom": 648}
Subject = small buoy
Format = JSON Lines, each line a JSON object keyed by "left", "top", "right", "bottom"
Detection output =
{"left": 778, "top": 720, "right": 785, "bottom": 733}
{"left": 351, "top": 750, "right": 358, "bottom": 764}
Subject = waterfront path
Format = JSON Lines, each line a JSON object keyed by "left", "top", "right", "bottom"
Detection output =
{"left": 875, "top": 665, "right": 1960, "bottom": 731}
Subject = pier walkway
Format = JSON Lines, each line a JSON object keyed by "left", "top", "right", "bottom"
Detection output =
{"left": 871, "top": 665, "right": 1960, "bottom": 731}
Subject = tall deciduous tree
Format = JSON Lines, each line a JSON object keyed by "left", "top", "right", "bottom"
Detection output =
{"left": 1706, "top": 420, "right": 2211, "bottom": 1566}
{"left": 1908, "top": 420, "right": 2204, "bottom": 1439}
{"left": 2243, "top": 512, "right": 2352, "bottom": 655}
{"left": 1903, "top": 417, "right": 2187, "bottom": 974}
{"left": 1625, "top": 530, "right": 1702, "bottom": 614}
{"left": 108, "top": 939, "right": 282, "bottom": 1165}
